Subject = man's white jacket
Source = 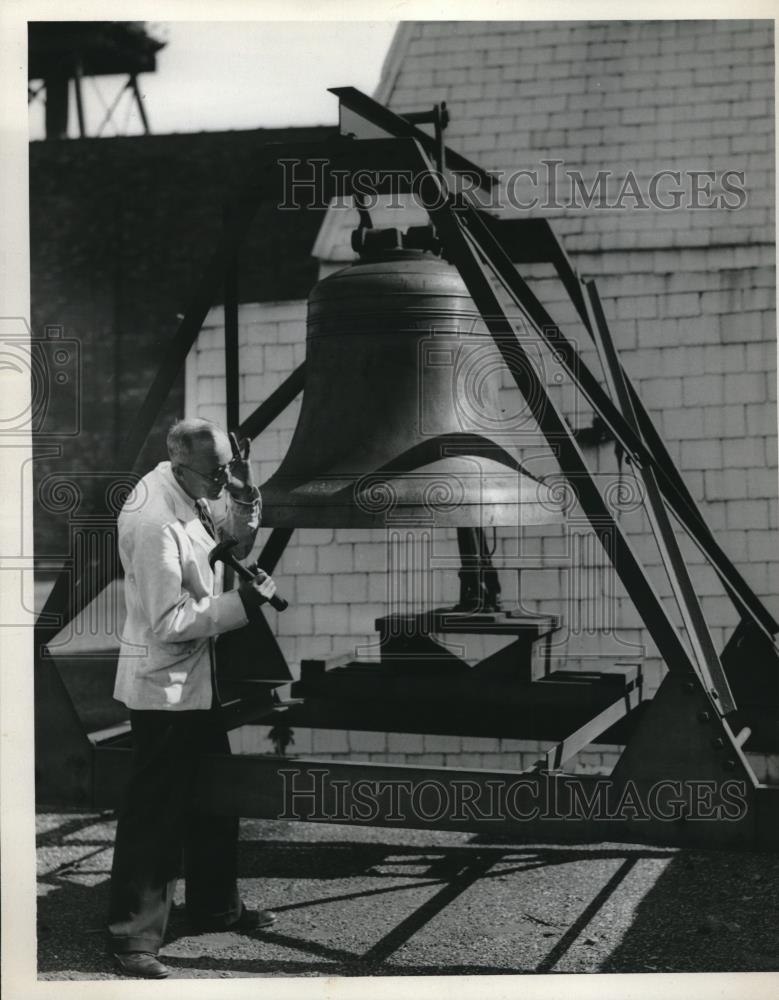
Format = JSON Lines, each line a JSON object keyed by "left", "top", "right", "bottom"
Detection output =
{"left": 113, "top": 461, "right": 260, "bottom": 711}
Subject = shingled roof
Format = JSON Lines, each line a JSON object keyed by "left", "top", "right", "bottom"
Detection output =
{"left": 314, "top": 20, "right": 774, "bottom": 262}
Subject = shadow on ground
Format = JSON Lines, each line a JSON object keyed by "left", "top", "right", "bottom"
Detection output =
{"left": 36, "top": 814, "right": 779, "bottom": 978}
{"left": 597, "top": 850, "right": 778, "bottom": 972}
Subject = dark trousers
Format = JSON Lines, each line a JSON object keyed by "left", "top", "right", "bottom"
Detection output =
{"left": 107, "top": 703, "right": 241, "bottom": 954}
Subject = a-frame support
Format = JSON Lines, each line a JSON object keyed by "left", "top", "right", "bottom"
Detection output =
{"left": 33, "top": 90, "right": 778, "bottom": 848}
{"left": 406, "top": 141, "right": 755, "bottom": 785}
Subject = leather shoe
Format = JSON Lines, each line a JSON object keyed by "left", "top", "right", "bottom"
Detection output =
{"left": 191, "top": 904, "right": 277, "bottom": 933}
{"left": 231, "top": 906, "right": 277, "bottom": 931}
{"left": 112, "top": 952, "right": 171, "bottom": 979}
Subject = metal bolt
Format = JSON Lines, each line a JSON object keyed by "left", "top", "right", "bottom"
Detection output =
{"left": 712, "top": 737, "right": 725, "bottom": 749}
{"left": 723, "top": 759, "right": 737, "bottom": 770}
{"left": 683, "top": 680, "right": 696, "bottom": 693}
{"left": 698, "top": 711, "right": 711, "bottom": 723}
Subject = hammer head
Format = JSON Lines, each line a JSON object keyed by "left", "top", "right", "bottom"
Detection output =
{"left": 208, "top": 535, "right": 239, "bottom": 572}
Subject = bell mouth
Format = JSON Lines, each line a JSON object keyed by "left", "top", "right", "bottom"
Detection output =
{"left": 260, "top": 455, "right": 564, "bottom": 529}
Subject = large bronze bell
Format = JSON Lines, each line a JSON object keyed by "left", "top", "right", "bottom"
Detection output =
{"left": 260, "top": 231, "right": 561, "bottom": 530}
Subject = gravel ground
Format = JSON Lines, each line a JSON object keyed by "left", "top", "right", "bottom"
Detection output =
{"left": 35, "top": 809, "right": 779, "bottom": 980}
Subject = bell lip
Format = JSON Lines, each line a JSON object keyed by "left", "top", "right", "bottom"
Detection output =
{"left": 258, "top": 504, "right": 561, "bottom": 529}
{"left": 259, "top": 467, "right": 566, "bottom": 528}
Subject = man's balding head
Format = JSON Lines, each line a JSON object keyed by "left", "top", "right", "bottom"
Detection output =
{"left": 167, "top": 418, "right": 233, "bottom": 501}
{"left": 167, "top": 419, "right": 229, "bottom": 465}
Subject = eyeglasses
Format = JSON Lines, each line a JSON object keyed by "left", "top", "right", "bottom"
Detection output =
{"left": 177, "top": 462, "right": 232, "bottom": 484}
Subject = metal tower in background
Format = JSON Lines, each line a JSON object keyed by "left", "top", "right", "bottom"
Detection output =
{"left": 28, "top": 21, "right": 166, "bottom": 139}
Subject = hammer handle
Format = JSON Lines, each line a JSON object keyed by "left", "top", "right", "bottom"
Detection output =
{"left": 230, "top": 556, "right": 288, "bottom": 612}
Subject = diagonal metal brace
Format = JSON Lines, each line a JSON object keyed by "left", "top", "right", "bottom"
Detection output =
{"left": 584, "top": 280, "right": 735, "bottom": 713}
{"left": 454, "top": 195, "right": 777, "bottom": 640}
{"left": 411, "top": 140, "right": 722, "bottom": 709}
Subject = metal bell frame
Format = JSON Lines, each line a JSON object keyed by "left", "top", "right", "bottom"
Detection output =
{"left": 33, "top": 87, "right": 779, "bottom": 850}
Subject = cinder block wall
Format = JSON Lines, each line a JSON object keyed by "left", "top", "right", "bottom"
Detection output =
{"left": 189, "top": 20, "right": 776, "bottom": 779}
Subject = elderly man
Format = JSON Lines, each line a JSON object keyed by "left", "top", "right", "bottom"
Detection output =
{"left": 107, "top": 418, "right": 277, "bottom": 979}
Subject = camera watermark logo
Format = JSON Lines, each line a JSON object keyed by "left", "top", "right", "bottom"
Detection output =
{"left": 26, "top": 471, "right": 145, "bottom": 650}
{"left": 0, "top": 319, "right": 81, "bottom": 437}
{"left": 419, "top": 332, "right": 555, "bottom": 440}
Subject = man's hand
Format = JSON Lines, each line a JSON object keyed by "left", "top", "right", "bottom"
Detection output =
{"left": 238, "top": 570, "right": 278, "bottom": 609}
{"left": 225, "top": 432, "right": 256, "bottom": 500}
